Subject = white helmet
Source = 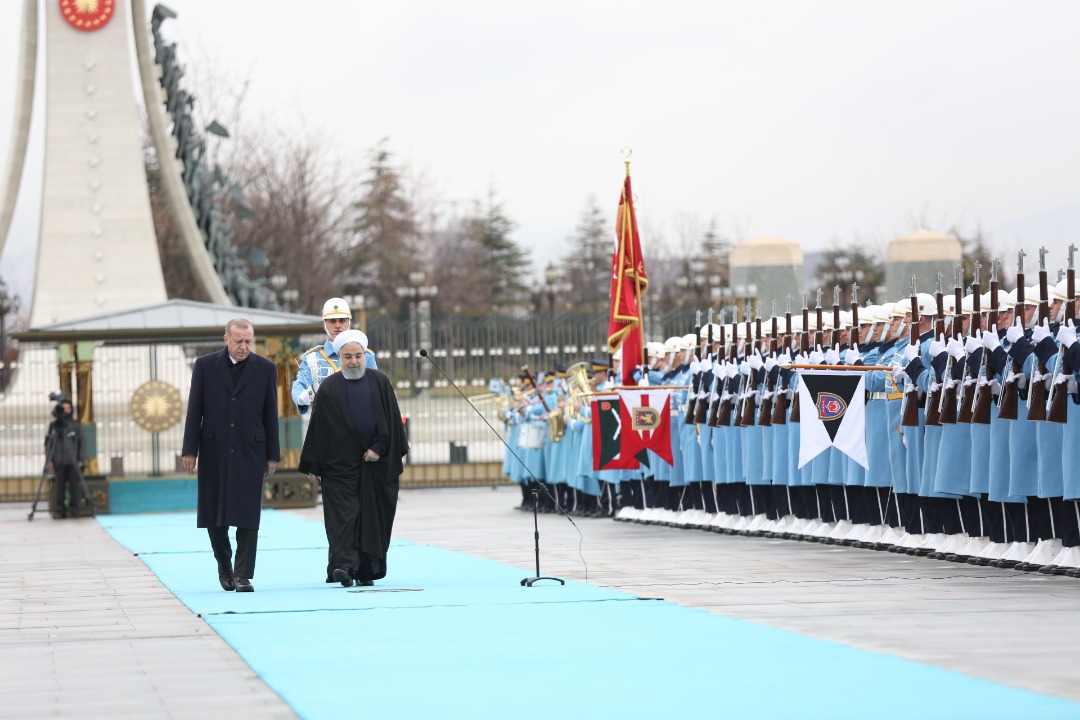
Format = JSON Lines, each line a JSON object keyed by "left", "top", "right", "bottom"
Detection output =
{"left": 322, "top": 297, "right": 352, "bottom": 320}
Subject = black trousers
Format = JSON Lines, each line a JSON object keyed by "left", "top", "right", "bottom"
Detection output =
{"left": 54, "top": 464, "right": 82, "bottom": 517}
{"left": 208, "top": 526, "right": 258, "bottom": 579}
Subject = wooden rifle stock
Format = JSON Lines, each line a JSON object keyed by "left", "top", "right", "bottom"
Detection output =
{"left": 758, "top": 316, "right": 778, "bottom": 427}
{"left": 939, "top": 282, "right": 963, "bottom": 425}
{"left": 693, "top": 321, "right": 717, "bottom": 425}
{"left": 957, "top": 275, "right": 983, "bottom": 423}
{"left": 1026, "top": 262, "right": 1051, "bottom": 422}
{"left": 1049, "top": 256, "right": 1075, "bottom": 423}
{"left": 686, "top": 317, "right": 708, "bottom": 425}
{"left": 900, "top": 287, "right": 922, "bottom": 428}
{"left": 739, "top": 318, "right": 762, "bottom": 427}
{"left": 997, "top": 261, "right": 1025, "bottom": 420}
{"left": 790, "top": 305, "right": 810, "bottom": 424}
{"left": 714, "top": 322, "right": 738, "bottom": 427}
{"left": 972, "top": 270, "right": 999, "bottom": 425}
{"left": 924, "top": 287, "right": 946, "bottom": 427}
{"left": 771, "top": 311, "right": 793, "bottom": 425}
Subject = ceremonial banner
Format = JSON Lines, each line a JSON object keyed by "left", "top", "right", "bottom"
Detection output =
{"left": 617, "top": 388, "right": 673, "bottom": 464}
{"left": 591, "top": 398, "right": 642, "bottom": 470}
{"left": 607, "top": 171, "right": 648, "bottom": 386}
{"left": 796, "top": 370, "right": 868, "bottom": 469}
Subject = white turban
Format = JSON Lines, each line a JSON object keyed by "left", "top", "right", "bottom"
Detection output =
{"left": 332, "top": 329, "right": 368, "bottom": 355}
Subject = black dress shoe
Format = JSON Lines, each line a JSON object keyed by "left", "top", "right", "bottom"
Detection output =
{"left": 333, "top": 568, "right": 354, "bottom": 587}
{"left": 234, "top": 577, "right": 254, "bottom": 592}
{"left": 219, "top": 575, "right": 235, "bottom": 591}
{"left": 356, "top": 579, "right": 374, "bottom": 587}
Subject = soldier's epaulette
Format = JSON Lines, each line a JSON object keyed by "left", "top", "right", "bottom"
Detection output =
{"left": 302, "top": 346, "right": 323, "bottom": 355}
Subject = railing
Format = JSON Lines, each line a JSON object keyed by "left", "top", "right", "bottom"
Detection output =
{"left": 0, "top": 307, "right": 697, "bottom": 487}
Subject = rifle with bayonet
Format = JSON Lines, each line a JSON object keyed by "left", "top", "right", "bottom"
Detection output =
{"left": 900, "top": 275, "right": 922, "bottom": 428}
{"left": 972, "top": 259, "right": 999, "bottom": 424}
{"left": 924, "top": 272, "right": 946, "bottom": 427}
{"left": 759, "top": 301, "right": 779, "bottom": 427}
{"left": 789, "top": 292, "right": 810, "bottom": 424}
{"left": 716, "top": 311, "right": 738, "bottom": 427}
{"left": 771, "top": 295, "right": 794, "bottom": 425}
{"left": 850, "top": 282, "right": 861, "bottom": 350}
{"left": 939, "top": 266, "right": 964, "bottom": 424}
{"left": 738, "top": 303, "right": 760, "bottom": 427}
{"left": 831, "top": 285, "right": 842, "bottom": 357}
{"left": 684, "top": 309, "right": 704, "bottom": 425}
{"left": 1027, "top": 247, "right": 1052, "bottom": 421}
{"left": 1048, "top": 244, "right": 1077, "bottom": 423}
{"left": 997, "top": 251, "right": 1026, "bottom": 420}
{"left": 957, "top": 262, "right": 983, "bottom": 423}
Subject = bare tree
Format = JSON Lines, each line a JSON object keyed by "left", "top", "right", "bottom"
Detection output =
{"left": 228, "top": 129, "right": 353, "bottom": 314}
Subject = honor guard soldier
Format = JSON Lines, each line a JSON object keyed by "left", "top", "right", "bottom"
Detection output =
{"left": 292, "top": 297, "right": 378, "bottom": 435}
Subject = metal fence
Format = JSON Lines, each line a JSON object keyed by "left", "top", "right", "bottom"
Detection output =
{"left": 0, "top": 307, "right": 698, "bottom": 484}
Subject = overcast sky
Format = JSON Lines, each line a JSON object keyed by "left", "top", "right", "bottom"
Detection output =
{"left": 2, "top": 0, "right": 1080, "bottom": 308}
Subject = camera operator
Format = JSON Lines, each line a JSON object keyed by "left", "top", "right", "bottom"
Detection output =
{"left": 46, "top": 397, "right": 85, "bottom": 519}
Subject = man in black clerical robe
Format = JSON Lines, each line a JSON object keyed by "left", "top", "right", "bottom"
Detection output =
{"left": 299, "top": 330, "right": 408, "bottom": 586}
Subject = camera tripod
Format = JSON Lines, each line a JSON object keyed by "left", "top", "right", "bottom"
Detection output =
{"left": 28, "top": 433, "right": 96, "bottom": 521}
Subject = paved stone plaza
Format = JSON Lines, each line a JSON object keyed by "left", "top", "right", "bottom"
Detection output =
{"left": 1, "top": 486, "right": 1078, "bottom": 717}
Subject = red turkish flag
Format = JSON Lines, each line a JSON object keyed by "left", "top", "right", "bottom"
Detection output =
{"left": 607, "top": 171, "right": 648, "bottom": 386}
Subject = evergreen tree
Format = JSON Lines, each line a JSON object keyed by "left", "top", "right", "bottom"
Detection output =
{"left": 560, "top": 196, "right": 611, "bottom": 314}
{"left": 469, "top": 191, "right": 531, "bottom": 314}
{"left": 347, "top": 139, "right": 420, "bottom": 319}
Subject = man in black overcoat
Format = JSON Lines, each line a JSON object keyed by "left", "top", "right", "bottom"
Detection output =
{"left": 182, "top": 319, "right": 280, "bottom": 592}
{"left": 299, "top": 329, "right": 408, "bottom": 587}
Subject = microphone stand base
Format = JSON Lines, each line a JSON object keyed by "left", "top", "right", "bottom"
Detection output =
{"left": 520, "top": 576, "right": 565, "bottom": 587}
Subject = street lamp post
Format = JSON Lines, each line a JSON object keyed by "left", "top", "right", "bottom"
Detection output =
{"left": 342, "top": 294, "right": 366, "bottom": 332}
{"left": 395, "top": 270, "right": 438, "bottom": 394}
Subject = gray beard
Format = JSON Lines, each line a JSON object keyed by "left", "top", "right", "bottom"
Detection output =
{"left": 341, "top": 365, "right": 367, "bottom": 380}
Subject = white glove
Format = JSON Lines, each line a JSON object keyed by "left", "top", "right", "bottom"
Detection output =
{"left": 808, "top": 348, "right": 825, "bottom": 365}
{"left": 990, "top": 378, "right": 1001, "bottom": 395}
{"left": 891, "top": 364, "right": 907, "bottom": 380}
{"left": 299, "top": 387, "right": 315, "bottom": 406}
{"left": 824, "top": 345, "right": 841, "bottom": 365}
{"left": 725, "top": 362, "right": 738, "bottom": 379}
{"left": 748, "top": 354, "right": 764, "bottom": 371}
{"left": 983, "top": 325, "right": 1001, "bottom": 352}
{"left": 1006, "top": 319, "right": 1025, "bottom": 345}
{"left": 929, "top": 334, "right": 946, "bottom": 357}
{"left": 764, "top": 356, "right": 777, "bottom": 372}
{"left": 713, "top": 362, "right": 726, "bottom": 380}
{"left": 778, "top": 350, "right": 792, "bottom": 366}
{"left": 946, "top": 337, "right": 965, "bottom": 360}
{"left": 1057, "top": 320, "right": 1077, "bottom": 348}
{"left": 1068, "top": 376, "right": 1079, "bottom": 395}
{"left": 902, "top": 342, "right": 919, "bottom": 362}
{"left": 964, "top": 333, "right": 981, "bottom": 354}
{"left": 1032, "top": 318, "right": 1052, "bottom": 344}
{"left": 689, "top": 359, "right": 701, "bottom": 374}
{"left": 844, "top": 347, "right": 862, "bottom": 365}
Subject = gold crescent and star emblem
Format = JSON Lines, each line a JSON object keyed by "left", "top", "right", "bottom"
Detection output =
{"left": 59, "top": 0, "right": 116, "bottom": 32}
{"left": 130, "top": 380, "right": 182, "bottom": 433}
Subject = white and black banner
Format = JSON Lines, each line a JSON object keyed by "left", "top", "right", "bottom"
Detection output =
{"left": 797, "top": 370, "right": 868, "bottom": 469}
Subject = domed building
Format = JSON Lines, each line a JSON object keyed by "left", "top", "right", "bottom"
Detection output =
{"left": 885, "top": 230, "right": 962, "bottom": 300}
{"left": 729, "top": 235, "right": 804, "bottom": 320}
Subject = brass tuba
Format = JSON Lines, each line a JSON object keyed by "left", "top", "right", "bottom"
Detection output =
{"left": 564, "top": 362, "right": 593, "bottom": 422}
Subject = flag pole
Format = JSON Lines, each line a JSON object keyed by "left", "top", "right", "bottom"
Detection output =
{"left": 784, "top": 363, "right": 893, "bottom": 372}
{"left": 623, "top": 148, "right": 646, "bottom": 384}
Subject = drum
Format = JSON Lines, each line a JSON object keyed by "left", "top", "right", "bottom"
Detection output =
{"left": 518, "top": 422, "right": 546, "bottom": 449}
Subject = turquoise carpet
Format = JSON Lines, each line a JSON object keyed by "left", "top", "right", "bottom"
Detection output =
{"left": 100, "top": 511, "right": 1080, "bottom": 720}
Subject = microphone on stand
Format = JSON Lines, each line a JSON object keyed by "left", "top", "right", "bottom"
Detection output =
{"left": 418, "top": 348, "right": 576, "bottom": 586}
